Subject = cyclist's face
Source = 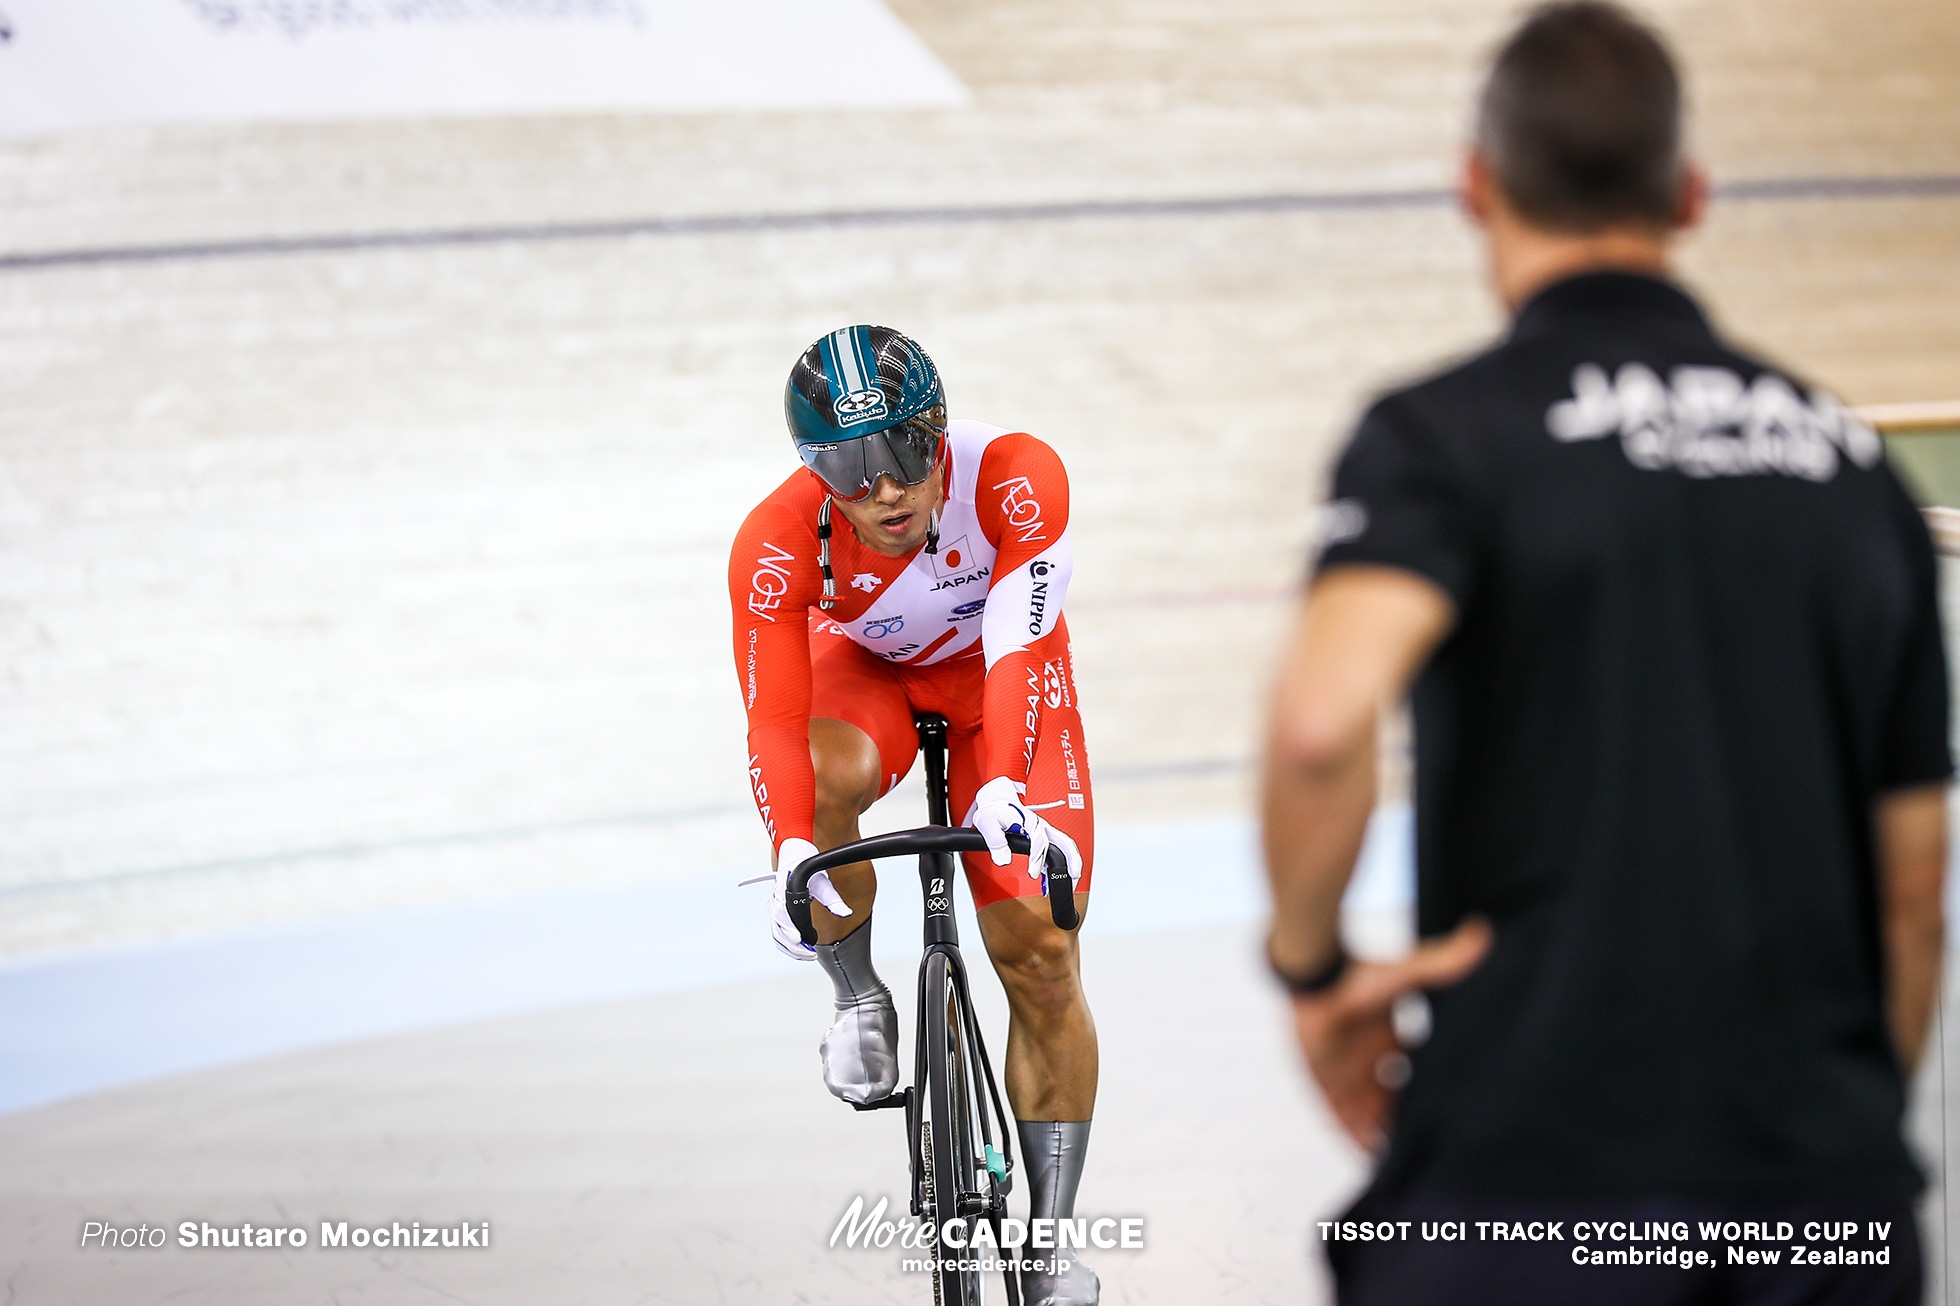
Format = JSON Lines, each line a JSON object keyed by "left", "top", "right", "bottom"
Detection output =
{"left": 832, "top": 463, "right": 946, "bottom": 557}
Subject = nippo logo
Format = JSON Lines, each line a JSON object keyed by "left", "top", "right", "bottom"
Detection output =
{"left": 834, "top": 387, "right": 889, "bottom": 426}
{"left": 1026, "top": 563, "right": 1051, "bottom": 636}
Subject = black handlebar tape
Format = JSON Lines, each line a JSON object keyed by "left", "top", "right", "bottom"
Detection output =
{"left": 787, "top": 827, "right": 1081, "bottom": 945}
{"left": 1043, "top": 844, "right": 1081, "bottom": 931}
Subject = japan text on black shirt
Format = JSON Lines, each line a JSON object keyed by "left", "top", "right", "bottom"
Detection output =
{"left": 1315, "top": 270, "right": 1952, "bottom": 1198}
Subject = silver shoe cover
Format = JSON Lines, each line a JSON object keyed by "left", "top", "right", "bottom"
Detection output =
{"left": 1020, "top": 1254, "right": 1099, "bottom": 1306}
{"left": 819, "top": 995, "right": 899, "bottom": 1104}
{"left": 1018, "top": 1120, "right": 1098, "bottom": 1305}
{"left": 815, "top": 921, "right": 899, "bottom": 1105}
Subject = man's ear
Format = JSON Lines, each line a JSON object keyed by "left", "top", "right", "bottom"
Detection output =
{"left": 1460, "top": 149, "right": 1494, "bottom": 227}
{"left": 1673, "top": 161, "right": 1709, "bottom": 232}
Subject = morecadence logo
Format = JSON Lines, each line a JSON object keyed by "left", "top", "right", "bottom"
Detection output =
{"left": 830, "top": 1195, "right": 1144, "bottom": 1271}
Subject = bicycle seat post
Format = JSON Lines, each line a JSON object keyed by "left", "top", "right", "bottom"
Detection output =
{"left": 914, "top": 713, "right": 959, "bottom": 949}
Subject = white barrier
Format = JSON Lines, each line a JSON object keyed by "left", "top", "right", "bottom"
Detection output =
{"left": 0, "top": 0, "right": 966, "bottom": 136}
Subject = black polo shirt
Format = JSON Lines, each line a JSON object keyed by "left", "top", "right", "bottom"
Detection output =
{"left": 1317, "top": 270, "right": 1952, "bottom": 1198}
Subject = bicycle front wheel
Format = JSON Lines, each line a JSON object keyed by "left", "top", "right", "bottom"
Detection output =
{"left": 921, "top": 949, "right": 991, "bottom": 1306}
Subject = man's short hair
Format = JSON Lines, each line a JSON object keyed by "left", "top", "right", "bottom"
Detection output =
{"left": 1475, "top": 1, "right": 1684, "bottom": 233}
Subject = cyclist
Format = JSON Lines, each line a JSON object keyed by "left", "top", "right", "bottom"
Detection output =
{"left": 729, "top": 325, "right": 1100, "bottom": 1305}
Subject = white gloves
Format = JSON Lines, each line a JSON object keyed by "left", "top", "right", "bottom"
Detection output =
{"left": 770, "top": 837, "right": 851, "bottom": 961}
{"left": 967, "top": 776, "right": 1084, "bottom": 888}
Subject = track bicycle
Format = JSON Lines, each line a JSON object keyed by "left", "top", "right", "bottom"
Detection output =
{"left": 786, "top": 712, "right": 1080, "bottom": 1306}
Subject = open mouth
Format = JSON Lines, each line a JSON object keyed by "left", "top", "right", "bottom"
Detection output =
{"left": 879, "top": 511, "right": 913, "bottom": 534}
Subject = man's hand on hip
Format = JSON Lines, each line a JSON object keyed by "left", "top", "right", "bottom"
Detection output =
{"left": 1289, "top": 918, "right": 1491, "bottom": 1152}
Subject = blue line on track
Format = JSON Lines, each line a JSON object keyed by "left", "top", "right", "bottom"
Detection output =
{"left": 0, "top": 173, "right": 1954, "bottom": 271}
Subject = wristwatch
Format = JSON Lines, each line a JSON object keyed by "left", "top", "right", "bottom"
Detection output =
{"left": 1267, "top": 941, "right": 1351, "bottom": 995}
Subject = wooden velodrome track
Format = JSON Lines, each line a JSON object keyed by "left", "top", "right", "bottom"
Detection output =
{"left": 0, "top": 0, "right": 1956, "bottom": 1301}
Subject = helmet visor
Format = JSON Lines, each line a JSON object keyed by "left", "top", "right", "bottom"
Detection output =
{"left": 798, "top": 416, "right": 944, "bottom": 502}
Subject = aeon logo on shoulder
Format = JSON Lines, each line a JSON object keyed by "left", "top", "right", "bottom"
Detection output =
{"left": 993, "top": 476, "right": 1046, "bottom": 543}
{"left": 748, "top": 542, "right": 796, "bottom": 622}
{"left": 834, "top": 388, "right": 889, "bottom": 427}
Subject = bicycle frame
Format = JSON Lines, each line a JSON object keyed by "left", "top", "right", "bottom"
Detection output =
{"left": 783, "top": 713, "right": 1082, "bottom": 1297}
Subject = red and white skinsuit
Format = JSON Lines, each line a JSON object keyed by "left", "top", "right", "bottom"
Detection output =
{"left": 729, "top": 419, "right": 1094, "bottom": 910}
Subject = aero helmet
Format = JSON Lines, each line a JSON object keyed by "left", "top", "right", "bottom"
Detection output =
{"left": 785, "top": 325, "right": 947, "bottom": 502}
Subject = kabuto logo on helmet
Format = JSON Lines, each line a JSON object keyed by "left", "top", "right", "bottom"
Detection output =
{"left": 787, "top": 325, "right": 947, "bottom": 500}
{"left": 816, "top": 327, "right": 894, "bottom": 428}
{"left": 833, "top": 387, "right": 889, "bottom": 426}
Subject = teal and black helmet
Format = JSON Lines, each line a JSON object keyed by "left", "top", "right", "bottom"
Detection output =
{"left": 785, "top": 325, "right": 947, "bottom": 502}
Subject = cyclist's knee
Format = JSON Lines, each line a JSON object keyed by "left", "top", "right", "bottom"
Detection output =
{"left": 810, "top": 718, "right": 882, "bottom": 818}
{"left": 989, "top": 933, "right": 1081, "bottom": 1012}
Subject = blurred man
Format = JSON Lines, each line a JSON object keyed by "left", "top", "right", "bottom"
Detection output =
{"left": 1260, "top": 5, "right": 1951, "bottom": 1303}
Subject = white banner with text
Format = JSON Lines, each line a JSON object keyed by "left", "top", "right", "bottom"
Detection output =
{"left": 0, "top": 0, "right": 966, "bottom": 136}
